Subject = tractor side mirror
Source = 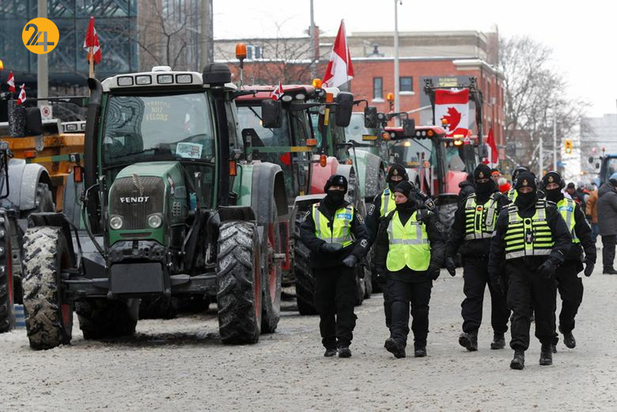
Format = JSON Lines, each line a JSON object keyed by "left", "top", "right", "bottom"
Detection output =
{"left": 364, "top": 106, "right": 378, "bottom": 129}
{"left": 401, "top": 118, "right": 416, "bottom": 137}
{"left": 477, "top": 143, "right": 489, "bottom": 159}
{"left": 25, "top": 107, "right": 43, "bottom": 136}
{"left": 335, "top": 92, "right": 354, "bottom": 127}
{"left": 261, "top": 99, "right": 282, "bottom": 128}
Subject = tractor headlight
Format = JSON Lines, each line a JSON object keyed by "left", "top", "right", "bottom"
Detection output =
{"left": 109, "top": 215, "right": 124, "bottom": 230}
{"left": 147, "top": 213, "right": 163, "bottom": 229}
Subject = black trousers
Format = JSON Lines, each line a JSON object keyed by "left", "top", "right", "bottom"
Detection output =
{"left": 602, "top": 235, "right": 616, "bottom": 269}
{"left": 314, "top": 265, "right": 357, "bottom": 349}
{"left": 554, "top": 260, "right": 584, "bottom": 339}
{"left": 506, "top": 263, "right": 557, "bottom": 350}
{"left": 382, "top": 280, "right": 393, "bottom": 331}
{"left": 388, "top": 278, "right": 432, "bottom": 348}
{"left": 461, "top": 257, "right": 510, "bottom": 335}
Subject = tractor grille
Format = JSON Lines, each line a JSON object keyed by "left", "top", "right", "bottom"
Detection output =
{"left": 109, "top": 176, "right": 165, "bottom": 230}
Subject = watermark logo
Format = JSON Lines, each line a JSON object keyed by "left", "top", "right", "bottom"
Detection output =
{"left": 22, "top": 18, "right": 59, "bottom": 54}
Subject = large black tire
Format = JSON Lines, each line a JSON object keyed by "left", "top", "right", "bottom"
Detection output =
{"left": 22, "top": 227, "right": 73, "bottom": 350}
{"left": 217, "top": 221, "right": 262, "bottom": 344}
{"left": 33, "top": 183, "right": 55, "bottom": 214}
{"left": 138, "top": 296, "right": 177, "bottom": 320}
{"left": 75, "top": 298, "right": 139, "bottom": 340}
{"left": 294, "top": 238, "right": 318, "bottom": 315}
{"left": 261, "top": 213, "right": 283, "bottom": 333}
{"left": 437, "top": 202, "right": 458, "bottom": 242}
{"left": 0, "top": 214, "right": 14, "bottom": 333}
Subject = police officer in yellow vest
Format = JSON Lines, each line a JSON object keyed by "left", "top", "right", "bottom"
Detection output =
{"left": 446, "top": 164, "right": 510, "bottom": 352}
{"left": 489, "top": 172, "right": 572, "bottom": 370}
{"left": 541, "top": 171, "right": 596, "bottom": 350}
{"left": 299, "top": 175, "right": 369, "bottom": 358}
{"left": 505, "top": 166, "right": 530, "bottom": 203}
{"left": 374, "top": 181, "right": 445, "bottom": 358}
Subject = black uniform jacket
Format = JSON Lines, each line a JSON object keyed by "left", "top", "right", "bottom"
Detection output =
{"left": 299, "top": 199, "right": 369, "bottom": 269}
{"left": 488, "top": 198, "right": 572, "bottom": 278}
{"left": 374, "top": 206, "right": 445, "bottom": 283}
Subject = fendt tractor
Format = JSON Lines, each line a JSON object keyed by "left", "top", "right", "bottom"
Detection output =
{"left": 235, "top": 83, "right": 377, "bottom": 315}
{"left": 20, "top": 64, "right": 289, "bottom": 350}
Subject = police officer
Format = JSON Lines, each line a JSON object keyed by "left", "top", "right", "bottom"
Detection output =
{"left": 446, "top": 164, "right": 510, "bottom": 351}
{"left": 542, "top": 171, "right": 596, "bottom": 349}
{"left": 299, "top": 175, "right": 369, "bottom": 358}
{"left": 489, "top": 172, "right": 572, "bottom": 370}
{"left": 374, "top": 181, "right": 445, "bottom": 359}
{"left": 506, "top": 165, "right": 530, "bottom": 203}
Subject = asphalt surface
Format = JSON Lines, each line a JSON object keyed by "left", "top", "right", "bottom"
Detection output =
{"left": 1, "top": 266, "right": 616, "bottom": 411}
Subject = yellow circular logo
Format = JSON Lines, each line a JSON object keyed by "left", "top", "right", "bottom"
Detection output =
{"left": 22, "top": 18, "right": 59, "bottom": 54}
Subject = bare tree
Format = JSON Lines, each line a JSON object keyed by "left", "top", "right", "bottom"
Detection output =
{"left": 499, "top": 35, "right": 590, "bottom": 172}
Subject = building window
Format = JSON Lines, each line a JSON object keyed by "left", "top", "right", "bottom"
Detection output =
{"left": 373, "top": 77, "right": 383, "bottom": 100}
{"left": 400, "top": 77, "right": 413, "bottom": 92}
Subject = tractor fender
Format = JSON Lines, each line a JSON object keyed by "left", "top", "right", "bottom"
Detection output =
{"left": 309, "top": 156, "right": 339, "bottom": 194}
{"left": 445, "top": 170, "right": 468, "bottom": 195}
{"left": 250, "top": 162, "right": 288, "bottom": 225}
{"left": 5, "top": 159, "right": 51, "bottom": 212}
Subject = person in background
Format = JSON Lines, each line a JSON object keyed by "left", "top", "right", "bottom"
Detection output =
{"left": 597, "top": 174, "right": 617, "bottom": 274}
{"left": 586, "top": 184, "right": 600, "bottom": 244}
{"left": 498, "top": 177, "right": 512, "bottom": 194}
{"left": 490, "top": 168, "right": 501, "bottom": 185}
{"left": 458, "top": 173, "right": 476, "bottom": 205}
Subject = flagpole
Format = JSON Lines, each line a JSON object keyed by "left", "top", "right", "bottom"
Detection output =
{"left": 89, "top": 46, "right": 94, "bottom": 78}
{"left": 393, "top": 0, "right": 400, "bottom": 125}
{"left": 37, "top": 0, "right": 48, "bottom": 109}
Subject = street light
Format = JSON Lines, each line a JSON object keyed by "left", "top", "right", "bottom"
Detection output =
{"left": 393, "top": 0, "right": 401, "bottom": 125}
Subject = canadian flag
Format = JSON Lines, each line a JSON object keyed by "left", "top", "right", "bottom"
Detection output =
{"left": 483, "top": 128, "right": 499, "bottom": 167}
{"left": 84, "top": 16, "right": 102, "bottom": 64}
{"left": 17, "top": 84, "right": 26, "bottom": 106}
{"left": 271, "top": 81, "right": 284, "bottom": 101}
{"left": 434, "top": 89, "right": 470, "bottom": 138}
{"left": 322, "top": 20, "right": 354, "bottom": 88}
{"left": 7, "top": 71, "right": 15, "bottom": 93}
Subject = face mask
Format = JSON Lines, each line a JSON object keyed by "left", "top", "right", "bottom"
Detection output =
{"left": 389, "top": 180, "right": 403, "bottom": 191}
{"left": 516, "top": 191, "right": 536, "bottom": 208}
{"left": 395, "top": 199, "right": 414, "bottom": 212}
{"left": 326, "top": 189, "right": 345, "bottom": 206}
{"left": 475, "top": 180, "right": 494, "bottom": 195}
{"left": 545, "top": 188, "right": 562, "bottom": 202}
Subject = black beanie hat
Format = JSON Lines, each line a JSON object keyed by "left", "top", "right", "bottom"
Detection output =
{"left": 324, "top": 174, "right": 348, "bottom": 193}
{"left": 474, "top": 164, "right": 492, "bottom": 181}
{"left": 393, "top": 181, "right": 414, "bottom": 198}
{"left": 542, "top": 171, "right": 563, "bottom": 188}
{"left": 515, "top": 171, "right": 537, "bottom": 191}
{"left": 387, "top": 164, "right": 408, "bottom": 182}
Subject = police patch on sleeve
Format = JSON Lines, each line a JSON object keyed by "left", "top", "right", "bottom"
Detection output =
{"left": 360, "top": 239, "right": 368, "bottom": 248}
{"left": 367, "top": 204, "right": 375, "bottom": 215}
{"left": 357, "top": 214, "right": 365, "bottom": 224}
{"left": 435, "top": 221, "right": 444, "bottom": 233}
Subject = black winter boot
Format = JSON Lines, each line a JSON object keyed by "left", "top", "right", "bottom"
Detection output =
{"left": 459, "top": 331, "right": 478, "bottom": 351}
{"left": 414, "top": 346, "right": 427, "bottom": 358}
{"left": 384, "top": 338, "right": 406, "bottom": 359}
{"left": 338, "top": 346, "right": 352, "bottom": 358}
{"left": 562, "top": 330, "right": 576, "bottom": 349}
{"left": 540, "top": 344, "right": 553, "bottom": 366}
{"left": 603, "top": 267, "right": 617, "bottom": 275}
{"left": 510, "top": 350, "right": 525, "bottom": 370}
{"left": 490, "top": 332, "right": 506, "bottom": 350}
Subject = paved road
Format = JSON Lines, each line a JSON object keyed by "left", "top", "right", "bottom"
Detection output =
{"left": 1, "top": 267, "right": 616, "bottom": 411}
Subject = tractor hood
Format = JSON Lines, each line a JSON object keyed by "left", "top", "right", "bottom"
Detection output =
{"left": 115, "top": 161, "right": 184, "bottom": 180}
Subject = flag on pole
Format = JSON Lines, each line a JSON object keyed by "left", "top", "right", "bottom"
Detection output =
{"left": 16, "top": 84, "right": 26, "bottom": 106}
{"left": 483, "top": 128, "right": 499, "bottom": 167}
{"left": 271, "top": 81, "right": 284, "bottom": 101}
{"left": 7, "top": 71, "right": 15, "bottom": 93}
{"left": 434, "top": 89, "right": 470, "bottom": 138}
{"left": 84, "top": 16, "right": 102, "bottom": 64}
{"left": 322, "top": 20, "right": 354, "bottom": 88}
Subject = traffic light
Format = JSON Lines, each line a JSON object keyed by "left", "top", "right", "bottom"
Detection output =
{"left": 564, "top": 139, "right": 573, "bottom": 154}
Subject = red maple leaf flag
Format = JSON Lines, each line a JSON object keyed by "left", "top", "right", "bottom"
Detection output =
{"left": 7, "top": 71, "right": 15, "bottom": 93}
{"left": 484, "top": 128, "right": 499, "bottom": 167}
{"left": 323, "top": 20, "right": 354, "bottom": 88}
{"left": 83, "top": 16, "right": 102, "bottom": 64}
{"left": 434, "top": 89, "right": 469, "bottom": 138}
{"left": 16, "top": 84, "right": 26, "bottom": 106}
{"left": 271, "top": 81, "right": 284, "bottom": 101}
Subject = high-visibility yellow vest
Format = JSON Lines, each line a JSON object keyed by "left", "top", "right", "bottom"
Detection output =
{"left": 464, "top": 193, "right": 500, "bottom": 240}
{"left": 504, "top": 200, "right": 554, "bottom": 260}
{"left": 380, "top": 188, "right": 396, "bottom": 217}
{"left": 507, "top": 189, "right": 518, "bottom": 202}
{"left": 386, "top": 210, "right": 431, "bottom": 272}
{"left": 556, "top": 198, "right": 580, "bottom": 244}
{"left": 312, "top": 204, "right": 354, "bottom": 247}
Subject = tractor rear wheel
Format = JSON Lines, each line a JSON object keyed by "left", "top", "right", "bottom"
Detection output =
{"left": 261, "top": 209, "right": 282, "bottom": 333}
{"left": 437, "top": 202, "right": 458, "bottom": 243}
{"left": 216, "top": 221, "right": 262, "bottom": 344}
{"left": 0, "top": 214, "right": 14, "bottom": 333}
{"left": 22, "top": 227, "right": 73, "bottom": 350}
{"left": 75, "top": 298, "right": 139, "bottom": 340}
{"left": 293, "top": 237, "right": 317, "bottom": 316}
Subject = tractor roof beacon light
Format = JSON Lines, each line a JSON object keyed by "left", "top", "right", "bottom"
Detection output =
{"left": 236, "top": 43, "right": 247, "bottom": 85}
{"left": 312, "top": 78, "right": 323, "bottom": 89}
{"left": 0, "top": 59, "right": 4, "bottom": 71}
{"left": 319, "top": 154, "right": 327, "bottom": 167}
{"left": 386, "top": 93, "right": 394, "bottom": 102}
{"left": 203, "top": 63, "right": 232, "bottom": 86}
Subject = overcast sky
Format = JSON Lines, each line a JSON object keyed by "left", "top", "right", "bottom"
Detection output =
{"left": 215, "top": 0, "right": 616, "bottom": 118}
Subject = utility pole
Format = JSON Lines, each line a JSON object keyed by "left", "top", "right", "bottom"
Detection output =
{"left": 393, "top": 0, "right": 400, "bottom": 124}
{"left": 37, "top": 0, "right": 48, "bottom": 108}
{"left": 200, "top": 0, "right": 214, "bottom": 70}
{"left": 553, "top": 112, "right": 557, "bottom": 171}
{"left": 539, "top": 134, "right": 544, "bottom": 177}
{"left": 309, "top": 0, "right": 316, "bottom": 78}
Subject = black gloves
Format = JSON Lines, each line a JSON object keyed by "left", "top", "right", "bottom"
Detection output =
{"left": 446, "top": 257, "right": 456, "bottom": 277}
{"left": 428, "top": 263, "right": 441, "bottom": 280}
{"left": 584, "top": 260, "right": 595, "bottom": 277}
{"left": 321, "top": 243, "right": 343, "bottom": 253}
{"left": 537, "top": 259, "right": 558, "bottom": 280}
{"left": 342, "top": 254, "right": 358, "bottom": 268}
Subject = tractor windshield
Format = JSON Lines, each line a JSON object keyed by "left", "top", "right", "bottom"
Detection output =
{"left": 390, "top": 138, "right": 436, "bottom": 169}
{"left": 101, "top": 93, "right": 215, "bottom": 167}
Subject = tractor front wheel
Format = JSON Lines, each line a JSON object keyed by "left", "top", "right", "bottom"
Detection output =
{"left": 75, "top": 298, "right": 139, "bottom": 340}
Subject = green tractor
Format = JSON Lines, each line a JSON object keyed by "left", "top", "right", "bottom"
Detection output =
{"left": 20, "top": 64, "right": 288, "bottom": 350}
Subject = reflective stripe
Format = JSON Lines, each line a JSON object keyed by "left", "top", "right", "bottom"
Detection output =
{"left": 506, "top": 249, "right": 552, "bottom": 259}
{"left": 505, "top": 200, "right": 554, "bottom": 260}
{"left": 463, "top": 193, "right": 499, "bottom": 240}
{"left": 313, "top": 204, "right": 354, "bottom": 246}
{"left": 387, "top": 218, "right": 428, "bottom": 245}
{"left": 380, "top": 189, "right": 396, "bottom": 217}
{"left": 557, "top": 198, "right": 580, "bottom": 244}
{"left": 386, "top": 211, "right": 431, "bottom": 271}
